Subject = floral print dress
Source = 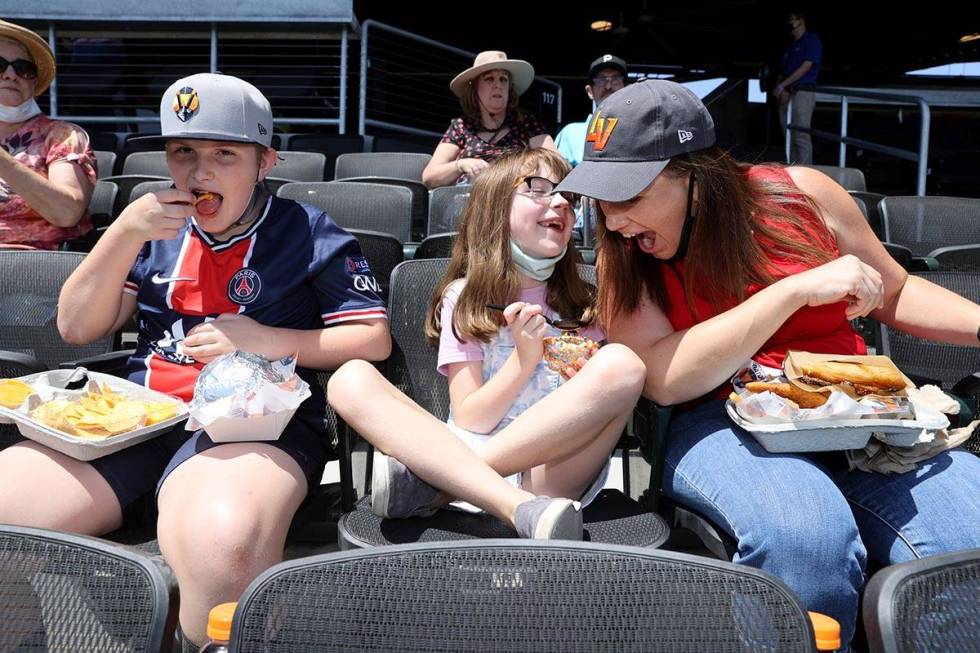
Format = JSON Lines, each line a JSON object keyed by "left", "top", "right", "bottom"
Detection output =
{"left": 0, "top": 114, "right": 96, "bottom": 249}
{"left": 440, "top": 112, "right": 549, "bottom": 185}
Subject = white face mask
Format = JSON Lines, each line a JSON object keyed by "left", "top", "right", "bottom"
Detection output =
{"left": 510, "top": 239, "right": 567, "bottom": 282}
{"left": 0, "top": 97, "right": 41, "bottom": 124}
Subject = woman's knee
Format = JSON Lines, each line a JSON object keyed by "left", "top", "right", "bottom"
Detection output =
{"left": 739, "top": 503, "right": 866, "bottom": 578}
{"left": 581, "top": 343, "right": 646, "bottom": 397}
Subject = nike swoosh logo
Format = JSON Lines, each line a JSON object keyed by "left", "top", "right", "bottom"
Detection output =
{"left": 151, "top": 273, "right": 197, "bottom": 284}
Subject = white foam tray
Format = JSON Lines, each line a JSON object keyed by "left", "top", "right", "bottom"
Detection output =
{"left": 0, "top": 369, "right": 188, "bottom": 461}
{"left": 725, "top": 401, "right": 944, "bottom": 453}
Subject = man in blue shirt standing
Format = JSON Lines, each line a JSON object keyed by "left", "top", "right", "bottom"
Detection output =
{"left": 774, "top": 12, "right": 822, "bottom": 164}
{"left": 556, "top": 54, "right": 628, "bottom": 167}
{"left": 556, "top": 54, "right": 627, "bottom": 239}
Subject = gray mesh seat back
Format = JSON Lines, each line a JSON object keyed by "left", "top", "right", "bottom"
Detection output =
{"left": 863, "top": 548, "right": 980, "bottom": 653}
{"left": 230, "top": 540, "right": 816, "bottom": 653}
{"left": 93, "top": 150, "right": 117, "bottom": 179}
{"left": 283, "top": 135, "right": 364, "bottom": 181}
{"left": 0, "top": 524, "right": 178, "bottom": 653}
{"left": 880, "top": 272, "right": 980, "bottom": 389}
{"left": 284, "top": 134, "right": 364, "bottom": 154}
{"left": 0, "top": 251, "right": 114, "bottom": 367}
{"left": 332, "top": 178, "right": 429, "bottom": 241}
{"left": 931, "top": 244, "right": 980, "bottom": 272}
{"left": 88, "top": 180, "right": 118, "bottom": 224}
{"left": 881, "top": 196, "right": 980, "bottom": 256}
{"left": 277, "top": 182, "right": 414, "bottom": 243}
{"left": 428, "top": 185, "right": 472, "bottom": 235}
{"left": 386, "top": 259, "right": 451, "bottom": 419}
{"left": 371, "top": 134, "right": 439, "bottom": 154}
{"left": 335, "top": 152, "right": 431, "bottom": 182}
{"left": 121, "top": 151, "right": 169, "bottom": 177}
{"left": 100, "top": 175, "right": 171, "bottom": 217}
{"left": 414, "top": 233, "right": 457, "bottom": 260}
{"left": 346, "top": 229, "right": 404, "bottom": 302}
{"left": 806, "top": 165, "right": 867, "bottom": 192}
{"left": 272, "top": 151, "right": 327, "bottom": 182}
{"left": 129, "top": 180, "right": 175, "bottom": 205}
{"left": 89, "top": 132, "right": 123, "bottom": 153}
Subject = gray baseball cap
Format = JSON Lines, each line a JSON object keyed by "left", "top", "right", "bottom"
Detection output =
{"left": 556, "top": 80, "right": 715, "bottom": 201}
{"left": 131, "top": 73, "right": 273, "bottom": 147}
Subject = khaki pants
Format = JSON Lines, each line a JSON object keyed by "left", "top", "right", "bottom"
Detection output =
{"left": 779, "top": 88, "right": 816, "bottom": 164}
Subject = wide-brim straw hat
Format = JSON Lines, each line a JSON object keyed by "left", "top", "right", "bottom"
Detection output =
{"left": 0, "top": 19, "right": 56, "bottom": 96}
{"left": 450, "top": 50, "right": 534, "bottom": 98}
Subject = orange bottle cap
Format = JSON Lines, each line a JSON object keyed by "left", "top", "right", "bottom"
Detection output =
{"left": 808, "top": 611, "right": 842, "bottom": 651}
{"left": 206, "top": 602, "right": 237, "bottom": 642}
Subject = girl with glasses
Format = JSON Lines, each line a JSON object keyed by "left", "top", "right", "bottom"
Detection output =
{"left": 330, "top": 148, "right": 645, "bottom": 540}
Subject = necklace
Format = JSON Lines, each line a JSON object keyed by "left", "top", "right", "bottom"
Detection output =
{"left": 477, "top": 116, "right": 507, "bottom": 144}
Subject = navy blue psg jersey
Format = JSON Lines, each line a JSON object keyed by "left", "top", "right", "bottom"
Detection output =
{"left": 122, "top": 196, "right": 387, "bottom": 402}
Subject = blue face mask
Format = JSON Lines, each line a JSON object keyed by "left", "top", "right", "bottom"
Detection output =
{"left": 510, "top": 240, "right": 567, "bottom": 282}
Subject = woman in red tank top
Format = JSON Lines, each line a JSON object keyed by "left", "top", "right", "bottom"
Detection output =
{"left": 557, "top": 80, "right": 980, "bottom": 647}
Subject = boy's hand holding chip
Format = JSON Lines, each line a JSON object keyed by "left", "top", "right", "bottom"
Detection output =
{"left": 115, "top": 188, "right": 196, "bottom": 242}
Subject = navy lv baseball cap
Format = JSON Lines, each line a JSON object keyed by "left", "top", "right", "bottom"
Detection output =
{"left": 557, "top": 80, "right": 715, "bottom": 201}
{"left": 131, "top": 73, "right": 273, "bottom": 148}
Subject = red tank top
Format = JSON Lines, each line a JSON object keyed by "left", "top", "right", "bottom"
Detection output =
{"left": 662, "top": 165, "right": 866, "bottom": 399}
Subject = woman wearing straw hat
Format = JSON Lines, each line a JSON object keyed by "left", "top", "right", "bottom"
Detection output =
{"left": 0, "top": 19, "right": 95, "bottom": 249}
{"left": 422, "top": 50, "right": 557, "bottom": 189}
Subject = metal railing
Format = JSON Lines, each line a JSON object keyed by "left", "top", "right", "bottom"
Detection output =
{"left": 787, "top": 86, "right": 931, "bottom": 196}
{"left": 359, "top": 20, "right": 562, "bottom": 138}
{"left": 38, "top": 22, "right": 348, "bottom": 131}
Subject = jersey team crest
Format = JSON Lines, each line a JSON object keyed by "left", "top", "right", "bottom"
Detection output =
{"left": 173, "top": 87, "right": 200, "bottom": 122}
{"left": 228, "top": 268, "right": 261, "bottom": 304}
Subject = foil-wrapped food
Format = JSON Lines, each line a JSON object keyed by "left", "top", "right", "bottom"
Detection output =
{"left": 187, "top": 351, "right": 310, "bottom": 436}
{"left": 193, "top": 351, "right": 287, "bottom": 404}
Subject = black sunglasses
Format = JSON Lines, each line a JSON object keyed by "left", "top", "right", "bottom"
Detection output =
{"left": 0, "top": 57, "right": 38, "bottom": 80}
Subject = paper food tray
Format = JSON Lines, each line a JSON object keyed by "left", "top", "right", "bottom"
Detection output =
{"left": 0, "top": 369, "right": 188, "bottom": 461}
{"left": 201, "top": 408, "right": 297, "bottom": 443}
{"left": 725, "top": 401, "right": 941, "bottom": 453}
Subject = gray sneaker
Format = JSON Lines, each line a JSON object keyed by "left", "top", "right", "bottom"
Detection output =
{"left": 513, "top": 496, "right": 583, "bottom": 540}
{"left": 371, "top": 450, "right": 442, "bottom": 519}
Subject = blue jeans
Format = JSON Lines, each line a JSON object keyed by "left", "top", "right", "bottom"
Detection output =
{"left": 664, "top": 400, "right": 980, "bottom": 645}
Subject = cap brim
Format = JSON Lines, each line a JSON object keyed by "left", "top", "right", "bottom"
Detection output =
{"left": 556, "top": 159, "right": 669, "bottom": 202}
{"left": 128, "top": 132, "right": 261, "bottom": 146}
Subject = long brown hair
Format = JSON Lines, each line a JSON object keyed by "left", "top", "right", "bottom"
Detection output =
{"left": 596, "top": 146, "right": 837, "bottom": 324}
{"left": 425, "top": 148, "right": 597, "bottom": 347}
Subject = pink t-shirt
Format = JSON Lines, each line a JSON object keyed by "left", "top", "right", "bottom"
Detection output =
{"left": 437, "top": 279, "right": 605, "bottom": 375}
{"left": 0, "top": 114, "right": 96, "bottom": 249}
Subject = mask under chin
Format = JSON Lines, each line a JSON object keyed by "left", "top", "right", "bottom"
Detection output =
{"left": 230, "top": 182, "right": 272, "bottom": 227}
